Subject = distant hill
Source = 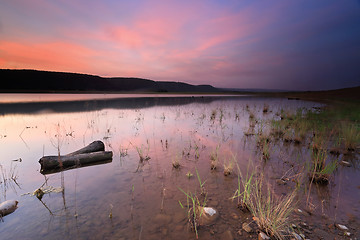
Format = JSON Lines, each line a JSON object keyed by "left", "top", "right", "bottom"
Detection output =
{"left": 0, "top": 69, "right": 220, "bottom": 93}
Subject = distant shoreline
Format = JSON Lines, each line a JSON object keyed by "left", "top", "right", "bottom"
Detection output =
{"left": 1, "top": 69, "right": 359, "bottom": 102}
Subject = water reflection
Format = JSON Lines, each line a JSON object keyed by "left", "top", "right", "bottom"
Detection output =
{"left": 0, "top": 94, "right": 358, "bottom": 239}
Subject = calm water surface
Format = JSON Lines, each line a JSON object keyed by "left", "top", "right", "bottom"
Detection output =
{"left": 0, "top": 94, "right": 358, "bottom": 239}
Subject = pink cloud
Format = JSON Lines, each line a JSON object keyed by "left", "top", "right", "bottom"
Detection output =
{"left": 0, "top": 0, "right": 294, "bottom": 88}
{"left": 105, "top": 26, "right": 143, "bottom": 48}
{"left": 0, "top": 40, "right": 96, "bottom": 73}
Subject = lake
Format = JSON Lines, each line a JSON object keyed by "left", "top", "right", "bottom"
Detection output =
{"left": 0, "top": 94, "right": 358, "bottom": 239}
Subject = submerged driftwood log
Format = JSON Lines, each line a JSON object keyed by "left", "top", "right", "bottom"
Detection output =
{"left": 66, "top": 140, "right": 105, "bottom": 156}
{"left": 39, "top": 141, "right": 112, "bottom": 174}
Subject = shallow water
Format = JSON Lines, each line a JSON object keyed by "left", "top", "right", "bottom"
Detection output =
{"left": 0, "top": 94, "right": 358, "bottom": 239}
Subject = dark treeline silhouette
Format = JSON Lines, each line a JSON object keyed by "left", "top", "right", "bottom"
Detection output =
{"left": 0, "top": 69, "right": 220, "bottom": 93}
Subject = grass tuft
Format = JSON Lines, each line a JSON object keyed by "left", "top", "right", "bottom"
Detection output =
{"left": 232, "top": 164, "right": 297, "bottom": 240}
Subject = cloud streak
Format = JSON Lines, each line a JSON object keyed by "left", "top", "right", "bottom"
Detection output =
{"left": 0, "top": 0, "right": 359, "bottom": 90}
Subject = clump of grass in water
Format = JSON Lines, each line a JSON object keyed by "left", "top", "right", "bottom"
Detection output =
{"left": 172, "top": 153, "right": 181, "bottom": 169}
{"left": 232, "top": 165, "right": 297, "bottom": 239}
{"left": 178, "top": 189, "right": 207, "bottom": 239}
{"left": 134, "top": 144, "right": 150, "bottom": 162}
{"left": 119, "top": 144, "right": 128, "bottom": 157}
{"left": 308, "top": 149, "right": 337, "bottom": 184}
{"left": 310, "top": 124, "right": 329, "bottom": 149}
{"left": 249, "top": 111, "right": 255, "bottom": 120}
{"left": 341, "top": 123, "right": 360, "bottom": 151}
{"left": 263, "top": 104, "right": 269, "bottom": 113}
{"left": 270, "top": 119, "right": 285, "bottom": 139}
{"left": 210, "top": 109, "right": 217, "bottom": 121}
{"left": 231, "top": 163, "right": 254, "bottom": 211}
{"left": 195, "top": 168, "right": 207, "bottom": 196}
{"left": 262, "top": 140, "right": 271, "bottom": 161}
{"left": 210, "top": 145, "right": 220, "bottom": 170}
{"left": 0, "top": 163, "right": 19, "bottom": 190}
{"left": 178, "top": 172, "right": 207, "bottom": 239}
{"left": 248, "top": 176, "right": 297, "bottom": 240}
{"left": 223, "top": 157, "right": 234, "bottom": 176}
{"left": 293, "top": 119, "right": 309, "bottom": 144}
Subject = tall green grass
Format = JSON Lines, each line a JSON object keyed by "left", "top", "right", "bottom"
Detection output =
{"left": 232, "top": 164, "right": 297, "bottom": 239}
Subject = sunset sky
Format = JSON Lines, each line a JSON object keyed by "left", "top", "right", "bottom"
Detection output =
{"left": 1, "top": 0, "right": 359, "bottom": 90}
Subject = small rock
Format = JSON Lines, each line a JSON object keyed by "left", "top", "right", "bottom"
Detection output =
{"left": 344, "top": 231, "right": 351, "bottom": 236}
{"left": 300, "top": 222, "right": 308, "bottom": 227}
{"left": 197, "top": 206, "right": 219, "bottom": 225}
{"left": 0, "top": 200, "right": 19, "bottom": 217}
{"left": 203, "top": 207, "right": 216, "bottom": 216}
{"left": 335, "top": 223, "right": 348, "bottom": 231}
{"left": 242, "top": 222, "right": 252, "bottom": 233}
{"left": 340, "top": 161, "right": 351, "bottom": 167}
{"left": 276, "top": 179, "right": 287, "bottom": 185}
{"left": 258, "top": 231, "right": 270, "bottom": 240}
{"left": 231, "top": 212, "right": 239, "bottom": 220}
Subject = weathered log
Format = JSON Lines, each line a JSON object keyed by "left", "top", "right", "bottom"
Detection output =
{"left": 0, "top": 200, "right": 18, "bottom": 217}
{"left": 67, "top": 140, "right": 105, "bottom": 156}
{"left": 39, "top": 151, "right": 113, "bottom": 174}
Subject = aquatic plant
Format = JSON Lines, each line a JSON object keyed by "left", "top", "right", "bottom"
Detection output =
{"left": 231, "top": 164, "right": 254, "bottom": 210}
{"left": 223, "top": 154, "right": 235, "bottom": 176}
{"left": 341, "top": 123, "right": 360, "bottom": 151}
{"left": 308, "top": 149, "right": 337, "bottom": 184}
{"left": 172, "top": 153, "right": 181, "bottom": 169}
{"left": 232, "top": 165, "right": 297, "bottom": 239}
{"left": 134, "top": 143, "right": 150, "bottom": 162}
{"left": 262, "top": 140, "right": 271, "bottom": 160}
{"left": 210, "top": 145, "right": 220, "bottom": 170}
{"left": 109, "top": 204, "right": 113, "bottom": 219}
{"left": 119, "top": 144, "right": 128, "bottom": 157}
{"left": 248, "top": 178, "right": 297, "bottom": 240}
{"left": 0, "top": 163, "right": 19, "bottom": 196}
{"left": 178, "top": 187, "right": 207, "bottom": 239}
{"left": 293, "top": 119, "right": 309, "bottom": 144}
{"left": 249, "top": 112, "right": 255, "bottom": 120}
{"left": 270, "top": 119, "right": 284, "bottom": 139}
{"left": 195, "top": 168, "right": 207, "bottom": 196}
{"left": 210, "top": 109, "right": 217, "bottom": 121}
{"left": 263, "top": 104, "right": 269, "bottom": 113}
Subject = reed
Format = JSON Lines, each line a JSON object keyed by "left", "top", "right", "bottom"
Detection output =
{"left": 195, "top": 168, "right": 207, "bottom": 196}
{"left": 248, "top": 177, "right": 297, "bottom": 240}
{"left": 178, "top": 187, "right": 207, "bottom": 239}
{"left": 308, "top": 149, "right": 337, "bottom": 184}
{"left": 134, "top": 143, "right": 150, "bottom": 162}
{"left": 341, "top": 123, "right": 360, "bottom": 151}
{"left": 223, "top": 157, "right": 234, "bottom": 176}
{"left": 172, "top": 153, "right": 181, "bottom": 169}
{"left": 210, "top": 145, "right": 220, "bottom": 170}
